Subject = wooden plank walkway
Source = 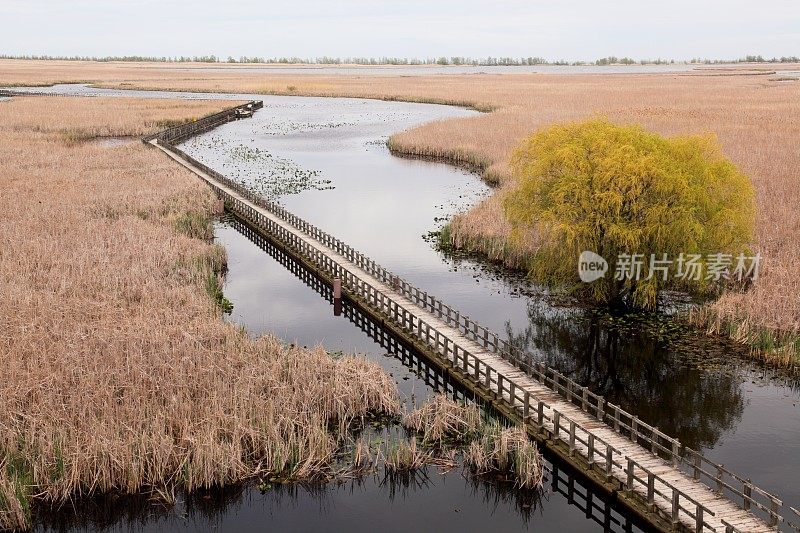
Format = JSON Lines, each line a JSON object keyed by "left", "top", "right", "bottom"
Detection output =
{"left": 146, "top": 112, "right": 786, "bottom": 532}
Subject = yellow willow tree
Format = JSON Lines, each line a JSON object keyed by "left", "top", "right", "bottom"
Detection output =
{"left": 504, "top": 119, "right": 755, "bottom": 309}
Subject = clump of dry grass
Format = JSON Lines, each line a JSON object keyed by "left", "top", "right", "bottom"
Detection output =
{"left": 464, "top": 425, "right": 544, "bottom": 489}
{"left": 446, "top": 190, "right": 537, "bottom": 270}
{"left": 351, "top": 436, "right": 376, "bottom": 472}
{"left": 339, "top": 395, "right": 544, "bottom": 488}
{"left": 0, "top": 96, "right": 400, "bottom": 531}
{"left": 402, "top": 395, "right": 543, "bottom": 487}
{"left": 0, "top": 462, "right": 28, "bottom": 532}
{"left": 402, "top": 394, "right": 482, "bottom": 445}
{"left": 381, "top": 439, "right": 430, "bottom": 474}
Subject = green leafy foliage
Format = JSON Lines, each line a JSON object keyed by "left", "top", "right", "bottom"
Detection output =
{"left": 504, "top": 119, "right": 755, "bottom": 309}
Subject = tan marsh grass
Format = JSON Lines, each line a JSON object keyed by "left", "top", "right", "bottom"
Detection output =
{"left": 464, "top": 425, "right": 544, "bottom": 489}
{"left": 402, "top": 394, "right": 483, "bottom": 446}
{"left": 0, "top": 96, "right": 400, "bottom": 530}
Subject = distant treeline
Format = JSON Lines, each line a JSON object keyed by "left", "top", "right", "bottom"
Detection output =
{"left": 690, "top": 55, "right": 800, "bottom": 64}
{"left": 1, "top": 54, "right": 799, "bottom": 66}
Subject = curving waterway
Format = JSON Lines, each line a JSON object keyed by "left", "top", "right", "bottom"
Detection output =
{"left": 8, "top": 84, "right": 800, "bottom": 532}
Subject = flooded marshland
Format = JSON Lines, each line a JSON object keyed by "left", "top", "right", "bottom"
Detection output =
{"left": 7, "top": 84, "right": 799, "bottom": 531}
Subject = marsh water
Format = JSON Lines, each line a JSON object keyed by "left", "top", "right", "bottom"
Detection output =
{"left": 7, "top": 85, "right": 800, "bottom": 532}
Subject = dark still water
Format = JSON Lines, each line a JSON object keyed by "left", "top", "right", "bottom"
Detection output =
{"left": 9, "top": 84, "right": 798, "bottom": 531}
{"left": 38, "top": 462, "right": 644, "bottom": 533}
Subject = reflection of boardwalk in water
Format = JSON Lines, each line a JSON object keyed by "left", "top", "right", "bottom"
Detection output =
{"left": 227, "top": 215, "right": 466, "bottom": 401}
{"left": 550, "top": 462, "right": 639, "bottom": 533}
{"left": 148, "top": 104, "right": 789, "bottom": 532}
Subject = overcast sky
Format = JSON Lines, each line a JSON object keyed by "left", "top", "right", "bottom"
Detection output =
{"left": 2, "top": 0, "right": 798, "bottom": 61}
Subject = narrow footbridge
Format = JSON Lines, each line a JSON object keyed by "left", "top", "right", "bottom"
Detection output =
{"left": 145, "top": 102, "right": 798, "bottom": 533}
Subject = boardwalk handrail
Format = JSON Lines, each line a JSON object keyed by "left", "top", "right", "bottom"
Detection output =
{"left": 145, "top": 105, "right": 789, "bottom": 531}
{"left": 141, "top": 100, "right": 263, "bottom": 144}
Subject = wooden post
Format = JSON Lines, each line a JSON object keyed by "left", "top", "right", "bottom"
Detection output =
{"left": 605, "top": 447, "right": 613, "bottom": 481}
{"left": 769, "top": 498, "right": 780, "bottom": 527}
{"left": 743, "top": 480, "right": 751, "bottom": 511}
{"left": 671, "top": 488, "right": 680, "bottom": 526}
{"left": 587, "top": 434, "right": 595, "bottom": 466}
{"left": 626, "top": 459, "right": 635, "bottom": 493}
{"left": 693, "top": 453, "right": 701, "bottom": 481}
{"left": 523, "top": 391, "right": 530, "bottom": 420}
{"left": 333, "top": 277, "right": 342, "bottom": 316}
{"left": 695, "top": 505, "right": 704, "bottom": 533}
{"left": 672, "top": 439, "right": 680, "bottom": 468}
{"left": 569, "top": 421, "right": 576, "bottom": 455}
{"left": 553, "top": 411, "right": 561, "bottom": 439}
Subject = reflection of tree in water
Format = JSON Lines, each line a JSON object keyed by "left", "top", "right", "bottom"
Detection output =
{"left": 504, "top": 301, "right": 745, "bottom": 450}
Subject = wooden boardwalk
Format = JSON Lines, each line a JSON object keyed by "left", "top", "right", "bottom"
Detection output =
{"left": 144, "top": 103, "right": 796, "bottom": 533}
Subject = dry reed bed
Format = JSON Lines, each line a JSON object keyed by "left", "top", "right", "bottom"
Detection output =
{"left": 0, "top": 97, "right": 228, "bottom": 142}
{"left": 399, "top": 395, "right": 544, "bottom": 488}
{"left": 402, "top": 393, "right": 482, "bottom": 445}
{"left": 2, "top": 61, "right": 798, "bottom": 357}
{"left": 0, "top": 96, "right": 400, "bottom": 531}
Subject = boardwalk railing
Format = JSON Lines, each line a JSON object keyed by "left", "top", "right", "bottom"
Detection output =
{"left": 141, "top": 100, "right": 263, "bottom": 144}
{"left": 146, "top": 104, "right": 791, "bottom": 531}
